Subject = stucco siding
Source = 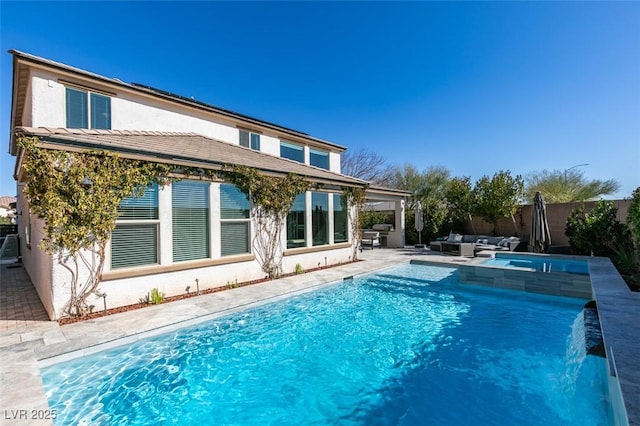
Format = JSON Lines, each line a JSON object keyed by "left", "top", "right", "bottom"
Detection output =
{"left": 16, "top": 187, "right": 56, "bottom": 319}
{"left": 111, "top": 94, "right": 240, "bottom": 143}
{"left": 30, "top": 72, "right": 65, "bottom": 128}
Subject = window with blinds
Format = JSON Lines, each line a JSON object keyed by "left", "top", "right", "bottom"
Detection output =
{"left": 280, "top": 141, "right": 304, "bottom": 163}
{"left": 111, "top": 184, "right": 159, "bottom": 269}
{"left": 173, "top": 181, "right": 210, "bottom": 262}
{"left": 66, "top": 87, "right": 111, "bottom": 129}
{"left": 287, "top": 193, "right": 306, "bottom": 249}
{"left": 312, "top": 192, "right": 328, "bottom": 246}
{"left": 220, "top": 184, "right": 251, "bottom": 256}
{"left": 309, "top": 149, "right": 329, "bottom": 170}
{"left": 333, "top": 194, "right": 348, "bottom": 243}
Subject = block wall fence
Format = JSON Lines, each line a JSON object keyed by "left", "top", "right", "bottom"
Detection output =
{"left": 463, "top": 199, "right": 631, "bottom": 246}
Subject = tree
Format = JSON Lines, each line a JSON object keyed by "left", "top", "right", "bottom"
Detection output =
{"left": 473, "top": 170, "right": 524, "bottom": 236}
{"left": 444, "top": 176, "right": 475, "bottom": 232}
{"left": 388, "top": 164, "right": 451, "bottom": 241}
{"left": 340, "top": 148, "right": 393, "bottom": 185}
{"left": 524, "top": 169, "right": 620, "bottom": 203}
{"left": 18, "top": 136, "right": 170, "bottom": 316}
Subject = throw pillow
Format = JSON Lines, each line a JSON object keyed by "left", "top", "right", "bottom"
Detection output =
{"left": 453, "top": 233, "right": 463, "bottom": 243}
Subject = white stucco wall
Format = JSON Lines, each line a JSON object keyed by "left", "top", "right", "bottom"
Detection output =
{"left": 30, "top": 72, "right": 65, "bottom": 128}
{"left": 16, "top": 187, "right": 56, "bottom": 319}
{"left": 329, "top": 152, "right": 341, "bottom": 174}
{"left": 26, "top": 72, "right": 343, "bottom": 172}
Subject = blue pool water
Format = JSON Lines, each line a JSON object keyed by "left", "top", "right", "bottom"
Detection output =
{"left": 483, "top": 254, "right": 589, "bottom": 275}
{"left": 41, "top": 264, "right": 609, "bottom": 425}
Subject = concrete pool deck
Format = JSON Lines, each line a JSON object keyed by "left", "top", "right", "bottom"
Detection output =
{"left": 0, "top": 248, "right": 638, "bottom": 425}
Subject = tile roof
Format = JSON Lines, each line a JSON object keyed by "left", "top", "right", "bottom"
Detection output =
{"left": 15, "top": 127, "right": 367, "bottom": 187}
{"left": 0, "top": 196, "right": 16, "bottom": 207}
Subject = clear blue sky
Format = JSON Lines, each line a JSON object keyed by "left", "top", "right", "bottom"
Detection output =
{"left": 1, "top": 1, "right": 639, "bottom": 199}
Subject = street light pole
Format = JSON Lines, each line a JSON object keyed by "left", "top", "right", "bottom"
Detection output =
{"left": 564, "top": 163, "right": 589, "bottom": 183}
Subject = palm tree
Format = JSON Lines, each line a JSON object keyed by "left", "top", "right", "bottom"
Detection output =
{"left": 524, "top": 169, "right": 619, "bottom": 203}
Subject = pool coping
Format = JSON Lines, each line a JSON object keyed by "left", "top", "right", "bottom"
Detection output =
{"left": 0, "top": 250, "right": 637, "bottom": 425}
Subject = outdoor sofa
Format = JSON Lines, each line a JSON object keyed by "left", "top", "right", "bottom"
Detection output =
{"left": 429, "top": 234, "right": 521, "bottom": 257}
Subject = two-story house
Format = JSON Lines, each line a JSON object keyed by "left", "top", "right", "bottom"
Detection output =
{"left": 8, "top": 50, "right": 406, "bottom": 319}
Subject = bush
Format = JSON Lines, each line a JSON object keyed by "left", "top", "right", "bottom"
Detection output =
{"left": 627, "top": 187, "right": 640, "bottom": 243}
{"left": 359, "top": 210, "right": 392, "bottom": 230}
{"left": 566, "top": 200, "right": 634, "bottom": 260}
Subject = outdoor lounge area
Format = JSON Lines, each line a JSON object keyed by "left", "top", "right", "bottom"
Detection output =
{"left": 429, "top": 234, "right": 522, "bottom": 257}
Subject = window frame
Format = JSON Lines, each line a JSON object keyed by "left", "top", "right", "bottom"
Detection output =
{"left": 111, "top": 184, "right": 160, "bottom": 270}
{"left": 309, "top": 148, "right": 330, "bottom": 170}
{"left": 333, "top": 194, "right": 349, "bottom": 244}
{"left": 172, "top": 180, "right": 211, "bottom": 263}
{"left": 311, "top": 192, "right": 329, "bottom": 246}
{"left": 239, "top": 130, "right": 261, "bottom": 151}
{"left": 65, "top": 86, "right": 112, "bottom": 130}
{"left": 280, "top": 140, "right": 305, "bottom": 163}
{"left": 220, "top": 183, "right": 252, "bottom": 257}
{"left": 286, "top": 193, "right": 307, "bottom": 249}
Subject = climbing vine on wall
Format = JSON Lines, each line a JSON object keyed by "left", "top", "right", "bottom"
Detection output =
{"left": 342, "top": 186, "right": 367, "bottom": 260}
{"left": 223, "top": 165, "right": 310, "bottom": 278}
{"left": 17, "top": 135, "right": 171, "bottom": 316}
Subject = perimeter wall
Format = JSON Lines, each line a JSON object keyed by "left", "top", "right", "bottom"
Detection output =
{"left": 463, "top": 199, "right": 631, "bottom": 246}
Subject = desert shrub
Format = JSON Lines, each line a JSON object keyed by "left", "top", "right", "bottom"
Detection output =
{"left": 566, "top": 200, "right": 634, "bottom": 261}
{"left": 627, "top": 187, "right": 640, "bottom": 244}
{"left": 149, "top": 288, "right": 165, "bottom": 304}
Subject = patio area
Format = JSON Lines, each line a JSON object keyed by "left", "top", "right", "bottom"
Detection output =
{"left": 0, "top": 263, "right": 50, "bottom": 331}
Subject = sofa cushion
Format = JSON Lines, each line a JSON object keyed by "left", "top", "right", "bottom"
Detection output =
{"left": 447, "top": 232, "right": 461, "bottom": 242}
{"left": 487, "top": 236, "right": 505, "bottom": 245}
{"left": 462, "top": 234, "right": 477, "bottom": 243}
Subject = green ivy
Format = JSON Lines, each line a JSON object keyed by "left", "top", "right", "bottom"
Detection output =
{"left": 223, "top": 165, "right": 310, "bottom": 278}
{"left": 342, "top": 186, "right": 367, "bottom": 260}
{"left": 17, "top": 135, "right": 170, "bottom": 316}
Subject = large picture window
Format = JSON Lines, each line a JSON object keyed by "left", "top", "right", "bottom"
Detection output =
{"left": 66, "top": 87, "right": 111, "bottom": 129}
{"left": 220, "top": 184, "right": 251, "bottom": 256}
{"left": 280, "top": 141, "right": 304, "bottom": 163}
{"left": 173, "top": 181, "right": 210, "bottom": 262}
{"left": 111, "top": 184, "right": 159, "bottom": 269}
{"left": 333, "top": 194, "right": 348, "bottom": 243}
{"left": 312, "top": 193, "right": 328, "bottom": 246}
{"left": 287, "top": 194, "right": 306, "bottom": 249}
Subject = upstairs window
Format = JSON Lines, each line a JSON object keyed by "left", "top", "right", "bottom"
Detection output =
{"left": 310, "top": 148, "right": 329, "bottom": 170}
{"left": 65, "top": 87, "right": 111, "bottom": 129}
{"left": 280, "top": 141, "right": 304, "bottom": 163}
{"left": 239, "top": 130, "right": 260, "bottom": 151}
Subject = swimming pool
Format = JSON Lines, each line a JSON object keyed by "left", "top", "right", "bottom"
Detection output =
{"left": 41, "top": 264, "right": 610, "bottom": 425}
{"left": 483, "top": 254, "right": 589, "bottom": 275}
